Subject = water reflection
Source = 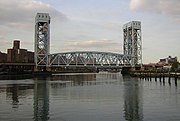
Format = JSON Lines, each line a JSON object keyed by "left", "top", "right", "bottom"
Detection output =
{"left": 0, "top": 73, "right": 179, "bottom": 121}
{"left": 7, "top": 85, "right": 19, "bottom": 108}
{"left": 50, "top": 73, "right": 121, "bottom": 88}
{"left": 6, "top": 84, "right": 34, "bottom": 108}
{"left": 51, "top": 73, "right": 96, "bottom": 86}
{"left": 34, "top": 77, "right": 49, "bottom": 121}
{"left": 123, "top": 76, "right": 143, "bottom": 121}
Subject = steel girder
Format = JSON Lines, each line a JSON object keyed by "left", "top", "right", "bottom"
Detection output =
{"left": 49, "top": 51, "right": 131, "bottom": 67}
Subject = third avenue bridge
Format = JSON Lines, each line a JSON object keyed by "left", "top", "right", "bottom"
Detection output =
{"left": 34, "top": 13, "right": 142, "bottom": 71}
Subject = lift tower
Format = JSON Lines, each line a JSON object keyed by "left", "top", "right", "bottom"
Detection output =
{"left": 34, "top": 13, "right": 50, "bottom": 71}
{"left": 123, "top": 21, "right": 142, "bottom": 66}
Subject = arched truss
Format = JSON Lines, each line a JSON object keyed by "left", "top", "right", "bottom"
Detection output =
{"left": 49, "top": 51, "right": 131, "bottom": 67}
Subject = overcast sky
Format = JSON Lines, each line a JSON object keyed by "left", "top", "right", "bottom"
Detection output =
{"left": 0, "top": 0, "right": 180, "bottom": 63}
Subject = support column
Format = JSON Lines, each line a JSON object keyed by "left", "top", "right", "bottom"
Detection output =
{"left": 123, "top": 21, "right": 142, "bottom": 66}
{"left": 34, "top": 13, "right": 50, "bottom": 72}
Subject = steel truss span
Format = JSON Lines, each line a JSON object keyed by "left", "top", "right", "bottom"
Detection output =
{"left": 49, "top": 51, "right": 131, "bottom": 67}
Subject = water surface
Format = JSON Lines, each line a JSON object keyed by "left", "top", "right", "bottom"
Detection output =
{"left": 0, "top": 72, "right": 179, "bottom": 121}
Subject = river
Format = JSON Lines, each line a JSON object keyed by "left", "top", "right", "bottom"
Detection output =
{"left": 0, "top": 72, "right": 179, "bottom": 121}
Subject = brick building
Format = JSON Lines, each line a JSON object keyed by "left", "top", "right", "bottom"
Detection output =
{"left": 6, "top": 40, "right": 34, "bottom": 63}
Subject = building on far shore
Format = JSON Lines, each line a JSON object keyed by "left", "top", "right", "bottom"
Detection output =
{"left": 158, "top": 56, "right": 177, "bottom": 65}
{"left": 143, "top": 56, "right": 178, "bottom": 70}
{"left": 0, "top": 40, "right": 34, "bottom": 63}
{"left": 7, "top": 40, "right": 34, "bottom": 63}
{"left": 0, "top": 51, "right": 7, "bottom": 63}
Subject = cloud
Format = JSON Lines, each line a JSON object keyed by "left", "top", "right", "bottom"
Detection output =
{"left": 0, "top": 0, "right": 67, "bottom": 52}
{"left": 130, "top": 0, "right": 180, "bottom": 22}
{"left": 0, "top": 36, "right": 12, "bottom": 52}
{"left": 53, "top": 39, "right": 122, "bottom": 53}
{"left": 0, "top": 0, "right": 67, "bottom": 30}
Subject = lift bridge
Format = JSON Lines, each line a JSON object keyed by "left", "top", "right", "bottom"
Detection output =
{"left": 34, "top": 13, "right": 142, "bottom": 71}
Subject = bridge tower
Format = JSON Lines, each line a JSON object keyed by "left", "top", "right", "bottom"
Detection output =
{"left": 123, "top": 21, "right": 142, "bottom": 66}
{"left": 34, "top": 13, "right": 50, "bottom": 71}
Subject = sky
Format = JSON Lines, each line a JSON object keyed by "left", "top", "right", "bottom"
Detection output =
{"left": 0, "top": 0, "right": 180, "bottom": 63}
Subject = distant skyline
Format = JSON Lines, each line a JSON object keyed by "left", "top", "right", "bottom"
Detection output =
{"left": 0, "top": 0, "right": 180, "bottom": 63}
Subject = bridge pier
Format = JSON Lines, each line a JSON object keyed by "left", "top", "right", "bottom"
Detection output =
{"left": 121, "top": 66, "right": 142, "bottom": 75}
{"left": 34, "top": 66, "right": 52, "bottom": 75}
{"left": 121, "top": 67, "right": 131, "bottom": 75}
